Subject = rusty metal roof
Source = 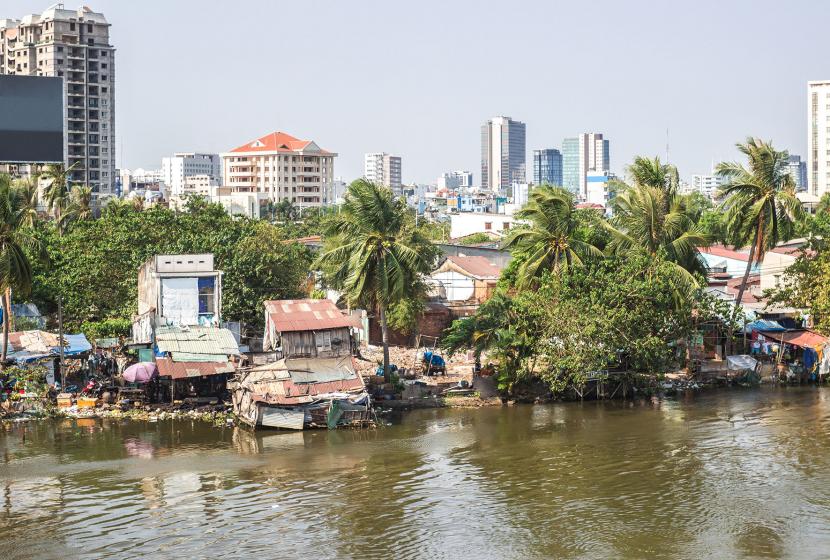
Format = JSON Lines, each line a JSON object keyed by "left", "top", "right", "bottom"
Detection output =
{"left": 265, "top": 299, "right": 361, "bottom": 332}
{"left": 156, "top": 357, "right": 236, "bottom": 379}
{"left": 155, "top": 326, "right": 241, "bottom": 358}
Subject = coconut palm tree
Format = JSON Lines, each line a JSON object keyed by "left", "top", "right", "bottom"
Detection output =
{"left": 11, "top": 177, "right": 40, "bottom": 229}
{"left": 626, "top": 155, "right": 680, "bottom": 196}
{"left": 40, "top": 162, "right": 78, "bottom": 230}
{"left": 716, "top": 137, "right": 805, "bottom": 309}
{"left": 0, "top": 181, "right": 41, "bottom": 362}
{"left": 63, "top": 184, "right": 94, "bottom": 225}
{"left": 314, "top": 179, "right": 435, "bottom": 381}
{"left": 501, "top": 185, "right": 602, "bottom": 287}
{"left": 605, "top": 157, "right": 709, "bottom": 289}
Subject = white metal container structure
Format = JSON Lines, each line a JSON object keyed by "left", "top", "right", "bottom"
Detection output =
{"left": 133, "top": 254, "right": 223, "bottom": 344}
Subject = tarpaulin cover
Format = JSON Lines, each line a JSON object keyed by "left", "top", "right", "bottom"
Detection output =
{"left": 744, "top": 319, "right": 785, "bottom": 333}
{"left": 761, "top": 330, "right": 829, "bottom": 349}
{"left": 161, "top": 277, "right": 199, "bottom": 326}
{"left": 123, "top": 362, "right": 157, "bottom": 383}
{"left": 56, "top": 334, "right": 92, "bottom": 356}
{"left": 727, "top": 354, "right": 758, "bottom": 372}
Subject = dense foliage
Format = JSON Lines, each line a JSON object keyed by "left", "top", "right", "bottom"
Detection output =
{"left": 442, "top": 253, "right": 703, "bottom": 393}
{"left": 26, "top": 199, "right": 312, "bottom": 331}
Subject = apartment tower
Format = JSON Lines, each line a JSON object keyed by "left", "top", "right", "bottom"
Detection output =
{"left": 481, "top": 116, "right": 526, "bottom": 191}
{"left": 364, "top": 152, "right": 402, "bottom": 193}
{"left": 808, "top": 81, "right": 830, "bottom": 198}
{"left": 221, "top": 131, "right": 337, "bottom": 207}
{"left": 561, "top": 133, "right": 610, "bottom": 199}
{"left": 0, "top": 5, "right": 116, "bottom": 196}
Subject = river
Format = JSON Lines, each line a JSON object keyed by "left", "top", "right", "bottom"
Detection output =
{"left": 2, "top": 387, "right": 830, "bottom": 559}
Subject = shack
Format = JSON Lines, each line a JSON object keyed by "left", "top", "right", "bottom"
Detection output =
{"left": 153, "top": 326, "right": 241, "bottom": 401}
{"left": 231, "top": 299, "right": 369, "bottom": 429}
{"left": 132, "top": 253, "right": 223, "bottom": 345}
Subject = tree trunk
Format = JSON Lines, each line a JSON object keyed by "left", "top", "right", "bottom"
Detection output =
{"left": 380, "top": 306, "right": 391, "bottom": 383}
{"left": 729, "top": 219, "right": 762, "bottom": 355}
{"left": 1, "top": 288, "right": 10, "bottom": 364}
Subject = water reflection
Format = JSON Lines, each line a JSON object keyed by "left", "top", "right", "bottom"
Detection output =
{"left": 3, "top": 388, "right": 830, "bottom": 558}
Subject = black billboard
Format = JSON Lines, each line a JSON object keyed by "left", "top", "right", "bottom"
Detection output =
{"left": 0, "top": 74, "right": 64, "bottom": 163}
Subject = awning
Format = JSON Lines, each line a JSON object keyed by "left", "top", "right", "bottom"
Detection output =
{"left": 761, "top": 330, "right": 829, "bottom": 349}
{"left": 156, "top": 357, "right": 235, "bottom": 379}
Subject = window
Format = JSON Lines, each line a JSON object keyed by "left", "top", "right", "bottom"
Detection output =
{"left": 70, "top": 22, "right": 75, "bottom": 31}
{"left": 503, "top": 222, "right": 510, "bottom": 230}
{"left": 484, "top": 222, "right": 492, "bottom": 231}
{"left": 315, "top": 331, "right": 332, "bottom": 352}
{"left": 57, "top": 46, "right": 63, "bottom": 52}
{"left": 87, "top": 24, "right": 93, "bottom": 32}
{"left": 198, "top": 277, "right": 215, "bottom": 316}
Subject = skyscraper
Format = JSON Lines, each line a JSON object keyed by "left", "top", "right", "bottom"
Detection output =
{"left": 532, "top": 149, "right": 563, "bottom": 186}
{"left": 364, "top": 152, "right": 402, "bottom": 192}
{"left": 481, "top": 116, "right": 526, "bottom": 191}
{"left": 0, "top": 6, "right": 116, "bottom": 197}
{"left": 808, "top": 81, "right": 830, "bottom": 198}
{"left": 561, "top": 138, "right": 580, "bottom": 195}
{"left": 162, "top": 153, "right": 222, "bottom": 197}
{"left": 561, "top": 133, "right": 610, "bottom": 199}
{"left": 785, "top": 154, "right": 807, "bottom": 192}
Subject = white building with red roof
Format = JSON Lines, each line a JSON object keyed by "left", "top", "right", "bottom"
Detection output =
{"left": 220, "top": 131, "right": 337, "bottom": 208}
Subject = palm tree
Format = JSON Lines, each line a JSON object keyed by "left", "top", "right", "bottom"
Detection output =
{"left": 501, "top": 185, "right": 602, "bottom": 287}
{"left": 11, "top": 177, "right": 40, "bottom": 229}
{"left": 0, "top": 181, "right": 41, "bottom": 362}
{"left": 716, "top": 137, "right": 805, "bottom": 310}
{"left": 63, "top": 184, "right": 94, "bottom": 225}
{"left": 626, "top": 155, "right": 680, "bottom": 196}
{"left": 102, "top": 196, "right": 133, "bottom": 217}
{"left": 605, "top": 157, "right": 709, "bottom": 288}
{"left": 314, "top": 179, "right": 435, "bottom": 381}
{"left": 40, "top": 162, "right": 78, "bottom": 230}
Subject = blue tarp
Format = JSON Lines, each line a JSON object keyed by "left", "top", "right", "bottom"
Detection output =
{"left": 56, "top": 334, "right": 92, "bottom": 356}
{"left": 744, "top": 319, "right": 786, "bottom": 333}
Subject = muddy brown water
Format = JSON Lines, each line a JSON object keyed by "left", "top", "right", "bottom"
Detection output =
{"left": 3, "top": 387, "right": 830, "bottom": 559}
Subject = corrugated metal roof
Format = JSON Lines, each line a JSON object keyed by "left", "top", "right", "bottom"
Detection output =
{"left": 762, "top": 330, "right": 828, "bottom": 349}
{"left": 265, "top": 299, "right": 361, "bottom": 333}
{"left": 156, "top": 357, "right": 235, "bottom": 379}
{"left": 241, "top": 356, "right": 364, "bottom": 405}
{"left": 155, "top": 326, "right": 240, "bottom": 358}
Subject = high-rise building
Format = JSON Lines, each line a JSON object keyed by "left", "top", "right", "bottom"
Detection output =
{"left": 0, "top": 6, "right": 116, "bottom": 197}
{"left": 221, "top": 131, "right": 337, "bottom": 208}
{"left": 809, "top": 81, "right": 830, "bottom": 198}
{"left": 481, "top": 116, "right": 526, "bottom": 191}
{"left": 364, "top": 152, "right": 402, "bottom": 192}
{"left": 786, "top": 154, "right": 808, "bottom": 192}
{"left": 532, "top": 149, "right": 563, "bottom": 186}
{"left": 561, "top": 138, "right": 580, "bottom": 195}
{"left": 691, "top": 174, "right": 724, "bottom": 199}
{"left": 561, "top": 133, "right": 610, "bottom": 199}
{"left": 162, "top": 153, "right": 221, "bottom": 197}
{"left": 437, "top": 170, "right": 473, "bottom": 190}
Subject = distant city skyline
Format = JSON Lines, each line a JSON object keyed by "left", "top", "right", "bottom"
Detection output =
{"left": 2, "top": 0, "right": 821, "bottom": 185}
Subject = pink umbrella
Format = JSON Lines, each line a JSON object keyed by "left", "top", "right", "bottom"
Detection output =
{"left": 123, "top": 362, "right": 157, "bottom": 384}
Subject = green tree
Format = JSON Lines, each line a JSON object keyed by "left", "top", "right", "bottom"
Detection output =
{"left": 315, "top": 179, "right": 436, "bottom": 381}
{"left": 766, "top": 237, "right": 830, "bottom": 334}
{"left": 0, "top": 180, "right": 41, "bottom": 362}
{"left": 605, "top": 158, "right": 708, "bottom": 288}
{"left": 40, "top": 162, "right": 78, "bottom": 230}
{"left": 716, "top": 137, "right": 805, "bottom": 310}
{"left": 11, "top": 177, "right": 40, "bottom": 229}
{"left": 502, "top": 185, "right": 602, "bottom": 288}
{"left": 64, "top": 184, "right": 94, "bottom": 225}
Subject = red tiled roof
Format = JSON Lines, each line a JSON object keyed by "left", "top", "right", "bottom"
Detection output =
{"left": 445, "top": 255, "right": 502, "bottom": 279}
{"left": 575, "top": 203, "right": 604, "bottom": 210}
{"left": 265, "top": 299, "right": 361, "bottom": 333}
{"left": 155, "top": 357, "right": 235, "bottom": 379}
{"left": 229, "top": 131, "right": 330, "bottom": 154}
{"left": 699, "top": 244, "right": 751, "bottom": 261}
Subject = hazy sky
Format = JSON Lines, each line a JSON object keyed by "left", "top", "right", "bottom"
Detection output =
{"left": 7, "top": 0, "right": 828, "bottom": 183}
